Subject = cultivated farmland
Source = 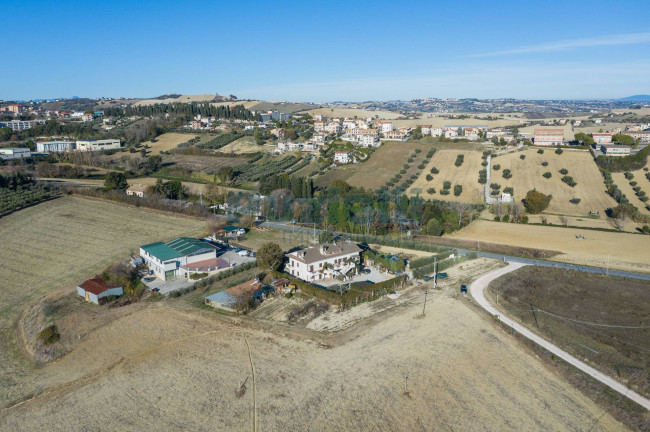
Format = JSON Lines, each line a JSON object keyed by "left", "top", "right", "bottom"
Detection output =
{"left": 219, "top": 136, "right": 268, "bottom": 154}
{"left": 315, "top": 141, "right": 429, "bottom": 190}
{"left": 0, "top": 197, "right": 205, "bottom": 407}
{"left": 612, "top": 169, "right": 650, "bottom": 215}
{"left": 448, "top": 219, "right": 650, "bottom": 273}
{"left": 410, "top": 148, "right": 484, "bottom": 203}
{"left": 494, "top": 149, "right": 616, "bottom": 216}
{"left": 147, "top": 132, "right": 196, "bottom": 153}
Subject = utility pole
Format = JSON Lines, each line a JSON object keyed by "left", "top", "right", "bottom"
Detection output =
{"left": 422, "top": 258, "right": 436, "bottom": 316}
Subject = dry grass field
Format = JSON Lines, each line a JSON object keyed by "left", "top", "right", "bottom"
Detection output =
{"left": 0, "top": 258, "right": 626, "bottom": 431}
{"left": 0, "top": 197, "right": 205, "bottom": 408}
{"left": 134, "top": 94, "right": 223, "bottom": 106}
{"left": 448, "top": 219, "right": 650, "bottom": 273}
{"left": 488, "top": 266, "right": 650, "bottom": 400}
{"left": 612, "top": 170, "right": 650, "bottom": 216}
{"left": 301, "top": 107, "right": 403, "bottom": 120}
{"left": 147, "top": 132, "right": 196, "bottom": 153}
{"left": 315, "top": 141, "right": 429, "bottom": 190}
{"left": 219, "top": 136, "right": 267, "bottom": 154}
{"left": 410, "top": 148, "right": 485, "bottom": 203}
{"left": 493, "top": 148, "right": 617, "bottom": 216}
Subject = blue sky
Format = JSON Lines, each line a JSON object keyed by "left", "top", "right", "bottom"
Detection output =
{"left": 3, "top": 0, "right": 649, "bottom": 101}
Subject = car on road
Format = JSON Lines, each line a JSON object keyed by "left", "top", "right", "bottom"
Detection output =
{"left": 460, "top": 284, "right": 467, "bottom": 293}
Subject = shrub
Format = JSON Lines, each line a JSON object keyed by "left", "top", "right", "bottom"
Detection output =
{"left": 569, "top": 198, "right": 581, "bottom": 204}
{"left": 523, "top": 190, "right": 551, "bottom": 213}
{"left": 633, "top": 186, "right": 641, "bottom": 192}
{"left": 490, "top": 183, "right": 501, "bottom": 190}
{"left": 453, "top": 185, "right": 463, "bottom": 196}
{"left": 478, "top": 169, "right": 487, "bottom": 184}
{"left": 403, "top": 164, "right": 410, "bottom": 169}
{"left": 494, "top": 216, "right": 501, "bottom": 222}
{"left": 427, "top": 187, "right": 436, "bottom": 194}
{"left": 541, "top": 161, "right": 548, "bottom": 166}
{"left": 443, "top": 181, "right": 451, "bottom": 189}
{"left": 189, "top": 272, "right": 209, "bottom": 280}
{"left": 503, "top": 186, "right": 514, "bottom": 195}
{"left": 521, "top": 216, "right": 529, "bottom": 224}
{"left": 502, "top": 215, "right": 509, "bottom": 222}
{"left": 537, "top": 149, "right": 544, "bottom": 154}
{"left": 555, "top": 148, "right": 563, "bottom": 155}
{"left": 490, "top": 189, "right": 500, "bottom": 196}
{"left": 561, "top": 176, "right": 577, "bottom": 187}
{"left": 481, "top": 160, "right": 488, "bottom": 167}
{"left": 624, "top": 172, "right": 634, "bottom": 180}
{"left": 38, "top": 324, "right": 60, "bottom": 345}
{"left": 520, "top": 154, "right": 526, "bottom": 160}
{"left": 543, "top": 172, "right": 552, "bottom": 179}
{"left": 400, "top": 169, "right": 407, "bottom": 174}
{"left": 418, "top": 163, "right": 426, "bottom": 169}
{"left": 440, "top": 189, "right": 450, "bottom": 195}
{"left": 426, "top": 174, "right": 433, "bottom": 181}
{"left": 493, "top": 164, "right": 501, "bottom": 171}
{"left": 454, "top": 154, "right": 465, "bottom": 167}
{"left": 414, "top": 148, "right": 422, "bottom": 154}
{"left": 502, "top": 169, "right": 512, "bottom": 179}
{"left": 630, "top": 181, "right": 637, "bottom": 186}
{"left": 559, "top": 168, "right": 568, "bottom": 175}
{"left": 640, "top": 196, "right": 649, "bottom": 202}
{"left": 430, "top": 167, "right": 439, "bottom": 174}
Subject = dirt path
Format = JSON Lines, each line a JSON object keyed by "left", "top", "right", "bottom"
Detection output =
{"left": 470, "top": 262, "right": 650, "bottom": 411}
{"left": 243, "top": 334, "right": 257, "bottom": 432}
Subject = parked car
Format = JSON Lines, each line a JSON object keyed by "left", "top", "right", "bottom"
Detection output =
{"left": 460, "top": 284, "right": 467, "bottom": 294}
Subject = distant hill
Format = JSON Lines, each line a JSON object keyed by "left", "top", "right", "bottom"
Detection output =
{"left": 618, "top": 95, "right": 650, "bottom": 102}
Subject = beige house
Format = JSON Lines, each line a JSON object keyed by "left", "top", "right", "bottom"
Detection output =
{"left": 126, "top": 183, "right": 147, "bottom": 197}
{"left": 534, "top": 129, "right": 564, "bottom": 146}
{"left": 601, "top": 144, "right": 631, "bottom": 156}
{"left": 285, "top": 242, "right": 362, "bottom": 282}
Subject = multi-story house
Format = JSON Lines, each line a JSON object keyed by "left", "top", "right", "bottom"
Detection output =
{"left": 285, "top": 242, "right": 362, "bottom": 282}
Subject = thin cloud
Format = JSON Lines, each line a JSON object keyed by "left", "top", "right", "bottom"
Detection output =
{"left": 470, "top": 32, "right": 650, "bottom": 57}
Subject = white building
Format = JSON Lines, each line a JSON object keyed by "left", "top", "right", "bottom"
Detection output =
{"left": 313, "top": 120, "right": 325, "bottom": 132}
{"left": 334, "top": 151, "right": 351, "bottom": 164}
{"left": 36, "top": 141, "right": 75, "bottom": 153}
{"left": 382, "top": 130, "right": 408, "bottom": 141}
{"left": 75, "top": 139, "right": 121, "bottom": 152}
{"left": 325, "top": 122, "right": 341, "bottom": 133}
{"left": 140, "top": 237, "right": 218, "bottom": 281}
{"left": 126, "top": 183, "right": 147, "bottom": 198}
{"left": 0, "top": 147, "right": 31, "bottom": 160}
{"left": 418, "top": 125, "right": 432, "bottom": 135}
{"left": 312, "top": 132, "right": 327, "bottom": 143}
{"left": 0, "top": 120, "right": 46, "bottom": 131}
{"left": 77, "top": 278, "right": 123, "bottom": 305}
{"left": 285, "top": 242, "right": 362, "bottom": 282}
{"left": 379, "top": 121, "right": 393, "bottom": 133}
{"left": 431, "top": 127, "right": 443, "bottom": 137}
{"left": 342, "top": 119, "right": 356, "bottom": 129}
{"left": 358, "top": 132, "right": 380, "bottom": 147}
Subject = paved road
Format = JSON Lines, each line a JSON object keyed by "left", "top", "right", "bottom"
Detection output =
{"left": 470, "top": 262, "right": 650, "bottom": 411}
{"left": 262, "top": 221, "right": 650, "bottom": 282}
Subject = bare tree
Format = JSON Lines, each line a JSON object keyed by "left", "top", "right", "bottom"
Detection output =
{"left": 451, "top": 202, "right": 471, "bottom": 227}
{"left": 510, "top": 203, "right": 523, "bottom": 223}
{"left": 611, "top": 215, "right": 626, "bottom": 231}
{"left": 558, "top": 215, "right": 570, "bottom": 227}
{"left": 493, "top": 203, "right": 507, "bottom": 220}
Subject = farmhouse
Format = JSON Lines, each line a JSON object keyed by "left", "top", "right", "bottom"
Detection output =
{"left": 126, "top": 183, "right": 147, "bottom": 197}
{"left": 334, "top": 151, "right": 351, "bottom": 164}
{"left": 0, "top": 147, "right": 31, "bottom": 160}
{"left": 36, "top": 141, "right": 76, "bottom": 153}
{"left": 76, "top": 139, "right": 121, "bottom": 152}
{"left": 592, "top": 133, "right": 613, "bottom": 144}
{"left": 601, "top": 144, "right": 631, "bottom": 156}
{"left": 285, "top": 242, "right": 362, "bottom": 282}
{"left": 204, "top": 279, "right": 267, "bottom": 312}
{"left": 140, "top": 237, "right": 217, "bottom": 281}
{"left": 77, "top": 278, "right": 123, "bottom": 305}
{"left": 534, "top": 129, "right": 564, "bottom": 146}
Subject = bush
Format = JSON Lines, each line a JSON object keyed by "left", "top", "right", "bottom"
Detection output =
{"left": 426, "top": 174, "right": 433, "bottom": 181}
{"left": 418, "top": 163, "right": 426, "bottom": 169}
{"left": 630, "top": 181, "right": 637, "bottom": 186}
{"left": 38, "top": 324, "right": 60, "bottom": 345}
{"left": 440, "top": 189, "right": 450, "bottom": 195}
{"left": 502, "top": 169, "right": 512, "bottom": 179}
{"left": 189, "top": 272, "right": 208, "bottom": 280}
{"left": 490, "top": 183, "right": 501, "bottom": 190}
{"left": 430, "top": 167, "right": 439, "bottom": 174}
{"left": 481, "top": 160, "right": 488, "bottom": 167}
{"left": 453, "top": 185, "right": 463, "bottom": 196}
{"left": 569, "top": 198, "right": 581, "bottom": 204}
{"left": 502, "top": 215, "right": 509, "bottom": 222}
{"left": 503, "top": 186, "right": 514, "bottom": 195}
{"left": 537, "top": 149, "right": 544, "bottom": 154}
{"left": 494, "top": 216, "right": 501, "bottom": 222}
{"left": 625, "top": 172, "right": 634, "bottom": 180}
{"left": 543, "top": 172, "right": 552, "bottom": 179}
{"left": 559, "top": 168, "right": 568, "bottom": 175}
{"left": 454, "top": 154, "right": 465, "bottom": 167}
{"left": 555, "top": 148, "right": 563, "bottom": 155}
{"left": 561, "top": 176, "right": 577, "bottom": 187}
{"left": 478, "top": 169, "right": 487, "bottom": 184}
{"left": 443, "top": 181, "right": 451, "bottom": 189}
{"left": 521, "top": 216, "right": 529, "bottom": 224}
{"left": 427, "top": 187, "right": 435, "bottom": 194}
{"left": 541, "top": 161, "right": 548, "bottom": 166}
{"left": 520, "top": 154, "right": 526, "bottom": 160}
{"left": 493, "top": 164, "right": 501, "bottom": 171}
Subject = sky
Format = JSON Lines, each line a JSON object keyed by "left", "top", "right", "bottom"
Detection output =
{"left": 2, "top": 0, "right": 650, "bottom": 102}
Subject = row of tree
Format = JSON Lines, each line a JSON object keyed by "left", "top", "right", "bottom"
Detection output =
{"left": 103, "top": 103, "right": 258, "bottom": 122}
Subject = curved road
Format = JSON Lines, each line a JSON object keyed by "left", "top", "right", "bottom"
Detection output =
{"left": 470, "top": 262, "right": 650, "bottom": 411}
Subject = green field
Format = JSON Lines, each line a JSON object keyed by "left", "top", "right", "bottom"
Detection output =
{"left": 0, "top": 196, "right": 205, "bottom": 407}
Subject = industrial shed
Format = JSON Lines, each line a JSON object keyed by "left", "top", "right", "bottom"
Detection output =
{"left": 77, "top": 278, "right": 123, "bottom": 305}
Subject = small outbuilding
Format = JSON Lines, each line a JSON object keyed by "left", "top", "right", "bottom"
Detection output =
{"left": 77, "top": 278, "right": 124, "bottom": 305}
{"left": 205, "top": 279, "right": 265, "bottom": 312}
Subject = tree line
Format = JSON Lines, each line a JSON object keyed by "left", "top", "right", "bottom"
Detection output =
{"left": 103, "top": 103, "right": 259, "bottom": 122}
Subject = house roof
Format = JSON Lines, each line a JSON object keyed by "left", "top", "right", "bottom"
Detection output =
{"left": 288, "top": 242, "right": 362, "bottom": 264}
{"left": 141, "top": 237, "right": 214, "bottom": 261}
{"left": 205, "top": 279, "right": 262, "bottom": 307}
{"left": 222, "top": 225, "right": 244, "bottom": 232}
{"left": 127, "top": 183, "right": 147, "bottom": 193}
{"left": 78, "top": 278, "right": 122, "bottom": 295}
{"left": 534, "top": 128, "right": 564, "bottom": 135}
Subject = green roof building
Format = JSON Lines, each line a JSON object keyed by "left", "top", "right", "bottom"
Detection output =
{"left": 139, "top": 237, "right": 217, "bottom": 281}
